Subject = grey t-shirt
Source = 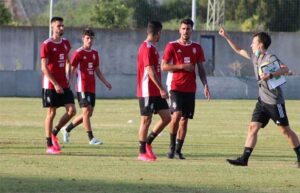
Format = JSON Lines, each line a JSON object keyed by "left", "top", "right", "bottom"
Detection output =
{"left": 251, "top": 53, "right": 284, "bottom": 104}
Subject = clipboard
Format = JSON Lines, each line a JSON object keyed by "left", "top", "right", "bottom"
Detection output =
{"left": 260, "top": 59, "right": 286, "bottom": 89}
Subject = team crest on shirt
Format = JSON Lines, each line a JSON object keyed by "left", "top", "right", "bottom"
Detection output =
{"left": 184, "top": 57, "right": 190, "bottom": 64}
{"left": 93, "top": 54, "right": 96, "bottom": 61}
{"left": 53, "top": 48, "right": 57, "bottom": 51}
{"left": 193, "top": 47, "right": 197, "bottom": 54}
{"left": 83, "top": 56, "right": 87, "bottom": 60}
{"left": 177, "top": 49, "right": 182, "bottom": 53}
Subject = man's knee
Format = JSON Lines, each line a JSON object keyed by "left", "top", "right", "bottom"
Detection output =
{"left": 248, "top": 122, "right": 260, "bottom": 134}
{"left": 280, "top": 126, "right": 293, "bottom": 136}
{"left": 67, "top": 106, "right": 76, "bottom": 117}
{"left": 47, "top": 109, "right": 56, "bottom": 119}
{"left": 172, "top": 111, "right": 182, "bottom": 122}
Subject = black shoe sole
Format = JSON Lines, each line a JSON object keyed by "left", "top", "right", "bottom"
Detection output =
{"left": 167, "top": 152, "right": 175, "bottom": 159}
{"left": 226, "top": 159, "right": 247, "bottom": 166}
{"left": 175, "top": 154, "right": 186, "bottom": 160}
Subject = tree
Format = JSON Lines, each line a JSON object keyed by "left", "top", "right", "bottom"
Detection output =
{"left": 0, "top": 1, "right": 11, "bottom": 25}
{"left": 126, "top": 0, "right": 165, "bottom": 28}
{"left": 265, "top": 0, "right": 300, "bottom": 31}
{"left": 31, "top": 0, "right": 97, "bottom": 27}
{"left": 92, "top": 0, "right": 133, "bottom": 29}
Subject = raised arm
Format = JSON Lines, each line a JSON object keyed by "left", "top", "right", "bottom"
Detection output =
{"left": 219, "top": 26, "right": 251, "bottom": 60}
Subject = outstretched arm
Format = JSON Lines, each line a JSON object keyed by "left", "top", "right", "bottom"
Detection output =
{"left": 219, "top": 26, "right": 251, "bottom": 60}
{"left": 197, "top": 62, "right": 211, "bottom": 100}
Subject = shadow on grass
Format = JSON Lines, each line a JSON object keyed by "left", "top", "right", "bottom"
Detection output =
{"left": 0, "top": 176, "right": 257, "bottom": 193}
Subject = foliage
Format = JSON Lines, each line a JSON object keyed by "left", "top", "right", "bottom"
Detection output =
{"left": 0, "top": 1, "right": 11, "bottom": 25}
{"left": 30, "top": 0, "right": 97, "bottom": 27}
{"left": 226, "top": 0, "right": 300, "bottom": 32}
{"left": 256, "top": 0, "right": 300, "bottom": 32}
{"left": 240, "top": 14, "right": 265, "bottom": 32}
{"left": 16, "top": 0, "right": 300, "bottom": 31}
{"left": 92, "top": 0, "right": 133, "bottom": 29}
{"left": 127, "top": 0, "right": 164, "bottom": 28}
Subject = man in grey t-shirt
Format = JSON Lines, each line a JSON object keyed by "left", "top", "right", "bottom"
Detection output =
{"left": 219, "top": 27, "right": 300, "bottom": 167}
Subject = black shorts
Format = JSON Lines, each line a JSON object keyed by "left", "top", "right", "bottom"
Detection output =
{"left": 251, "top": 100, "right": 289, "bottom": 128}
{"left": 139, "top": 96, "right": 169, "bottom": 116}
{"left": 169, "top": 90, "right": 195, "bottom": 119}
{"left": 77, "top": 92, "right": 96, "bottom": 108}
{"left": 42, "top": 88, "right": 75, "bottom": 108}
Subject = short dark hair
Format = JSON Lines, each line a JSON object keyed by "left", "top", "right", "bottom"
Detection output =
{"left": 253, "top": 32, "right": 271, "bottom": 49}
{"left": 147, "top": 21, "right": 162, "bottom": 35}
{"left": 180, "top": 18, "right": 194, "bottom": 28}
{"left": 51, "top": 16, "right": 63, "bottom": 23}
{"left": 82, "top": 28, "right": 95, "bottom": 37}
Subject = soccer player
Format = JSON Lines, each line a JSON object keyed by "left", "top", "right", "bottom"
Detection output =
{"left": 219, "top": 26, "right": 300, "bottom": 167}
{"left": 41, "top": 16, "right": 76, "bottom": 154}
{"left": 162, "top": 19, "right": 211, "bottom": 159}
{"left": 61, "top": 28, "right": 112, "bottom": 145}
{"left": 136, "top": 21, "right": 171, "bottom": 162}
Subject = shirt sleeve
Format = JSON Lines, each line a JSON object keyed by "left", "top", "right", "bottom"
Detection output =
{"left": 143, "top": 47, "right": 154, "bottom": 67}
{"left": 40, "top": 42, "right": 49, "bottom": 59}
{"left": 71, "top": 51, "right": 79, "bottom": 67}
{"left": 162, "top": 43, "right": 173, "bottom": 63}
{"left": 66, "top": 40, "right": 71, "bottom": 54}
{"left": 95, "top": 51, "right": 100, "bottom": 68}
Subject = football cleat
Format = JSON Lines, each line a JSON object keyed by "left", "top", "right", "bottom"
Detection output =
{"left": 46, "top": 146, "right": 61, "bottom": 154}
{"left": 175, "top": 152, "right": 186, "bottom": 160}
{"left": 89, "top": 138, "right": 103, "bottom": 145}
{"left": 167, "top": 151, "right": 175, "bottom": 159}
{"left": 137, "top": 153, "right": 155, "bottom": 162}
{"left": 146, "top": 144, "right": 157, "bottom": 160}
{"left": 61, "top": 126, "right": 70, "bottom": 143}
{"left": 226, "top": 157, "right": 248, "bottom": 166}
{"left": 51, "top": 134, "right": 61, "bottom": 151}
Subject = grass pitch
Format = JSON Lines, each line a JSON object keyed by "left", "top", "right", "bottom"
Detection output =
{"left": 0, "top": 98, "right": 300, "bottom": 193}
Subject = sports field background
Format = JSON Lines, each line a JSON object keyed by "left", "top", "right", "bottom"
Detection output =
{"left": 0, "top": 98, "right": 300, "bottom": 193}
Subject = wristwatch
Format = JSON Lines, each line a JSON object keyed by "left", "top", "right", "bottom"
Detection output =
{"left": 269, "top": 73, "right": 273, "bottom": 79}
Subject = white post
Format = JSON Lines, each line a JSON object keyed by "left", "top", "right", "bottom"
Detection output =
{"left": 191, "top": 0, "right": 196, "bottom": 30}
{"left": 49, "top": 0, "right": 53, "bottom": 38}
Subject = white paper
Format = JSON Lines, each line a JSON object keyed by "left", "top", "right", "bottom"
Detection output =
{"left": 260, "top": 60, "right": 286, "bottom": 89}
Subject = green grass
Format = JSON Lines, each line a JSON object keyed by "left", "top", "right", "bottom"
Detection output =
{"left": 0, "top": 98, "right": 300, "bottom": 193}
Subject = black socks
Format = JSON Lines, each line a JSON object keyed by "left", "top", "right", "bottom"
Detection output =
{"left": 146, "top": 132, "right": 158, "bottom": 145}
